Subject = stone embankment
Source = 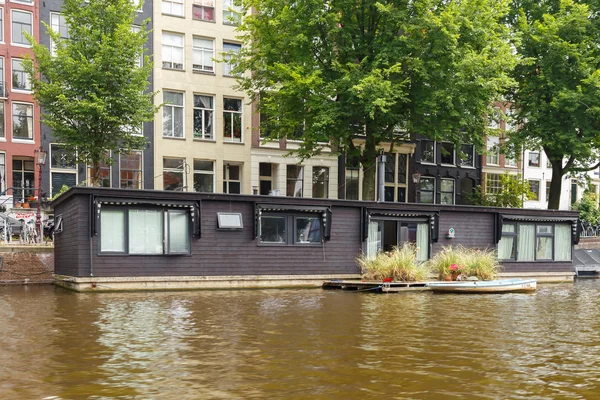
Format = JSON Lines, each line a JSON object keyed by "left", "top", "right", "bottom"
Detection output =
{"left": 0, "top": 245, "right": 54, "bottom": 285}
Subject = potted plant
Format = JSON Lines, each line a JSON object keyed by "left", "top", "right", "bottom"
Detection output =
{"left": 28, "top": 196, "right": 38, "bottom": 209}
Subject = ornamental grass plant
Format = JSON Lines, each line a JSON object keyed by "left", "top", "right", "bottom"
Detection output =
{"left": 429, "top": 245, "right": 501, "bottom": 280}
{"left": 357, "top": 243, "right": 430, "bottom": 282}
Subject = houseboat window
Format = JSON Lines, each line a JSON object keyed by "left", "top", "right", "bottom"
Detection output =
{"left": 498, "top": 222, "right": 572, "bottom": 262}
{"left": 260, "top": 213, "right": 323, "bottom": 245}
{"left": 99, "top": 207, "right": 191, "bottom": 255}
{"left": 366, "top": 220, "right": 429, "bottom": 261}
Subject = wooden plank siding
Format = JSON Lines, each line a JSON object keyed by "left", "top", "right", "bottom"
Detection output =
{"left": 52, "top": 188, "right": 580, "bottom": 278}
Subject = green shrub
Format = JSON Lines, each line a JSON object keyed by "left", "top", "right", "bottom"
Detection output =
{"left": 357, "top": 243, "right": 430, "bottom": 282}
{"left": 429, "top": 245, "right": 501, "bottom": 280}
{"left": 51, "top": 185, "right": 71, "bottom": 201}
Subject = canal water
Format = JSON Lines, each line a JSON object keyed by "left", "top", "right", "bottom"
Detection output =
{"left": 1, "top": 282, "right": 600, "bottom": 399}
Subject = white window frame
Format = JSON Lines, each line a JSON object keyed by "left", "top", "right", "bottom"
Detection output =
{"left": 193, "top": 159, "right": 215, "bottom": 193}
{"left": 0, "top": 100, "right": 5, "bottom": 141}
{"left": 223, "top": 97, "right": 243, "bottom": 143}
{"left": 49, "top": 143, "right": 78, "bottom": 196}
{"left": 0, "top": 152, "right": 5, "bottom": 194}
{"left": 163, "top": 157, "right": 186, "bottom": 191}
{"left": 440, "top": 142, "right": 456, "bottom": 166}
{"left": 11, "top": 101, "right": 34, "bottom": 142}
{"left": 312, "top": 166, "right": 329, "bottom": 199}
{"left": 11, "top": 58, "right": 31, "bottom": 92}
{"left": 222, "top": 0, "right": 242, "bottom": 25}
{"left": 0, "top": 8, "right": 4, "bottom": 44}
{"left": 10, "top": 0, "right": 34, "bottom": 5}
{"left": 11, "top": 10, "right": 32, "bottom": 48}
{"left": 192, "top": 37, "right": 215, "bottom": 72}
{"left": 131, "top": 25, "right": 143, "bottom": 67}
{"left": 119, "top": 151, "right": 143, "bottom": 189}
{"left": 528, "top": 179, "right": 540, "bottom": 201}
{"left": 87, "top": 152, "right": 112, "bottom": 188}
{"left": 193, "top": 0, "right": 215, "bottom": 21}
{"left": 440, "top": 178, "right": 455, "bottom": 205}
{"left": 162, "top": 0, "right": 184, "bottom": 17}
{"left": 162, "top": 32, "right": 184, "bottom": 70}
{"left": 528, "top": 151, "right": 540, "bottom": 167}
{"left": 193, "top": 94, "right": 214, "bottom": 140}
{"left": 420, "top": 140, "right": 436, "bottom": 164}
{"left": 486, "top": 173, "right": 502, "bottom": 195}
{"left": 222, "top": 42, "right": 241, "bottom": 76}
{"left": 486, "top": 136, "right": 499, "bottom": 166}
{"left": 163, "top": 91, "right": 184, "bottom": 138}
{"left": 489, "top": 106, "right": 501, "bottom": 129}
{"left": 50, "top": 12, "right": 69, "bottom": 56}
{"left": 223, "top": 163, "right": 242, "bottom": 194}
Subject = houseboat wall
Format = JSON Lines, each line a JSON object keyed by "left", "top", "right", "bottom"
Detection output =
{"left": 52, "top": 188, "right": 579, "bottom": 291}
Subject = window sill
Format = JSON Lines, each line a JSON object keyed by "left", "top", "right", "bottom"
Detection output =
{"left": 12, "top": 138, "right": 35, "bottom": 144}
{"left": 193, "top": 138, "right": 216, "bottom": 142}
{"left": 162, "top": 135, "right": 186, "bottom": 140}
{"left": 12, "top": 89, "right": 33, "bottom": 94}
{"left": 440, "top": 163, "right": 457, "bottom": 168}
{"left": 162, "top": 13, "right": 185, "bottom": 18}
{"left": 193, "top": 70, "right": 216, "bottom": 76}
{"left": 419, "top": 161, "right": 437, "bottom": 166}
{"left": 224, "top": 140, "right": 244, "bottom": 145}
{"left": 192, "top": 18, "right": 216, "bottom": 23}
{"left": 162, "top": 67, "right": 186, "bottom": 72}
{"left": 11, "top": 43, "right": 32, "bottom": 48}
{"left": 258, "top": 243, "right": 324, "bottom": 247}
{"left": 459, "top": 165, "right": 476, "bottom": 169}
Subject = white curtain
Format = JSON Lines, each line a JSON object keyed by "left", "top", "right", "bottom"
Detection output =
{"left": 367, "top": 221, "right": 381, "bottom": 259}
{"left": 169, "top": 210, "right": 189, "bottom": 253}
{"left": 555, "top": 224, "right": 572, "bottom": 261}
{"left": 517, "top": 224, "right": 535, "bottom": 261}
{"left": 129, "top": 210, "right": 163, "bottom": 254}
{"left": 100, "top": 209, "right": 125, "bottom": 252}
{"left": 497, "top": 224, "right": 515, "bottom": 260}
{"left": 416, "top": 223, "right": 429, "bottom": 261}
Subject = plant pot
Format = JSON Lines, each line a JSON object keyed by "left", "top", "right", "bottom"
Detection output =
{"left": 443, "top": 275, "right": 452, "bottom": 281}
{"left": 451, "top": 272, "right": 460, "bottom": 281}
{"left": 22, "top": 202, "right": 30, "bottom": 209}
{"left": 29, "top": 202, "right": 38, "bottom": 209}
{"left": 15, "top": 202, "right": 22, "bottom": 208}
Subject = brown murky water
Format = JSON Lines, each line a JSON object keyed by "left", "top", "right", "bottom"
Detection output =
{"left": 1, "top": 282, "right": 600, "bottom": 399}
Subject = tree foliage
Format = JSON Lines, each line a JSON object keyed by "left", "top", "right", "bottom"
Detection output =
{"left": 507, "top": 0, "right": 600, "bottom": 209}
{"left": 572, "top": 189, "right": 600, "bottom": 225}
{"left": 234, "top": 0, "right": 516, "bottom": 199}
{"left": 23, "top": 0, "right": 158, "bottom": 185}
{"left": 469, "top": 173, "right": 532, "bottom": 208}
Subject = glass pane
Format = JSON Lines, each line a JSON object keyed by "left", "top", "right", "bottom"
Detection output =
{"left": 163, "top": 158, "right": 183, "bottom": 169}
{"left": 502, "top": 224, "right": 515, "bottom": 233}
{"left": 440, "top": 143, "right": 454, "bottom": 164}
{"left": 129, "top": 209, "right": 163, "bottom": 254}
{"left": 259, "top": 163, "right": 272, "bottom": 177}
{"left": 416, "top": 223, "right": 429, "bottom": 261}
{"left": 536, "top": 236, "right": 553, "bottom": 260}
{"left": 228, "top": 182, "right": 241, "bottom": 194}
{"left": 421, "top": 141, "right": 434, "bottom": 163}
{"left": 397, "top": 187, "right": 406, "bottom": 203}
{"left": 537, "top": 225, "right": 552, "bottom": 235}
{"left": 517, "top": 224, "right": 535, "bottom": 261}
{"left": 397, "top": 154, "right": 407, "bottom": 184}
{"left": 440, "top": 192, "right": 454, "bottom": 205}
{"left": 498, "top": 236, "right": 515, "bottom": 259}
{"left": 367, "top": 221, "right": 383, "bottom": 258}
{"left": 384, "top": 153, "right": 395, "bottom": 183}
{"left": 261, "top": 216, "right": 286, "bottom": 243}
{"left": 100, "top": 209, "right": 126, "bottom": 252}
{"left": 420, "top": 178, "right": 434, "bottom": 191}
{"left": 194, "top": 160, "right": 213, "bottom": 171}
{"left": 169, "top": 210, "right": 189, "bottom": 253}
{"left": 441, "top": 179, "right": 454, "bottom": 192}
{"left": 296, "top": 217, "right": 321, "bottom": 243}
{"left": 223, "top": 97, "right": 241, "bottom": 111}
{"left": 228, "top": 165, "right": 240, "bottom": 180}
{"left": 193, "top": 173, "right": 213, "bottom": 192}
{"left": 164, "top": 91, "right": 183, "bottom": 105}
{"left": 384, "top": 186, "right": 394, "bottom": 202}
{"left": 555, "top": 224, "right": 572, "bottom": 261}
{"left": 163, "top": 171, "right": 183, "bottom": 191}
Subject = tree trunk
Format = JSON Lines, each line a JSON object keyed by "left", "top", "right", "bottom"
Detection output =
{"left": 361, "top": 133, "right": 377, "bottom": 201}
{"left": 90, "top": 160, "right": 101, "bottom": 187}
{"left": 547, "top": 162, "right": 563, "bottom": 210}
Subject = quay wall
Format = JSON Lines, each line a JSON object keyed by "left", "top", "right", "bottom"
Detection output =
{"left": 0, "top": 246, "right": 54, "bottom": 285}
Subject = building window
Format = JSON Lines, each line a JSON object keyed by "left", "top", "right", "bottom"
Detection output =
{"left": 260, "top": 214, "right": 322, "bottom": 245}
{"left": 421, "top": 140, "right": 435, "bottom": 163}
{"left": 486, "top": 173, "right": 501, "bottom": 195}
{"left": 193, "top": 94, "right": 213, "bottom": 140}
{"left": 12, "top": 102, "right": 33, "bottom": 140}
{"left": 11, "top": 58, "right": 30, "bottom": 91}
{"left": 162, "top": 32, "right": 184, "bottom": 70}
{"left": 193, "top": 159, "right": 214, "bottom": 192}
{"left": 546, "top": 181, "right": 551, "bottom": 202}
{"left": 384, "top": 153, "right": 407, "bottom": 202}
{"left": 287, "top": 165, "right": 303, "bottom": 197}
{"left": 11, "top": 10, "right": 32, "bottom": 47}
{"left": 419, "top": 177, "right": 435, "bottom": 204}
{"left": 505, "top": 108, "right": 515, "bottom": 131}
{"left": 131, "top": 25, "right": 142, "bottom": 67}
{"left": 50, "top": 144, "right": 77, "bottom": 196}
{"left": 223, "top": 0, "right": 242, "bottom": 25}
{"left": 440, "top": 143, "right": 455, "bottom": 165}
{"left": 223, "top": 97, "right": 242, "bottom": 142}
{"left": 163, "top": 158, "right": 185, "bottom": 191}
{"left": 120, "top": 151, "right": 143, "bottom": 189}
{"left": 459, "top": 144, "right": 474, "bottom": 167}
{"left": 192, "top": 37, "right": 214, "bottom": 72}
{"left": 498, "top": 222, "right": 571, "bottom": 262}
{"left": 312, "top": 166, "right": 329, "bottom": 199}
{"left": 489, "top": 107, "right": 501, "bottom": 129}
{"left": 505, "top": 153, "right": 517, "bottom": 168}
{"left": 528, "top": 151, "right": 540, "bottom": 167}
{"left": 345, "top": 168, "right": 359, "bottom": 200}
{"left": 486, "top": 136, "right": 499, "bottom": 165}
{"left": 0, "top": 153, "right": 5, "bottom": 194}
{"left": 528, "top": 180, "right": 540, "bottom": 201}
{"left": 222, "top": 42, "right": 241, "bottom": 76}
{"left": 546, "top": 153, "right": 552, "bottom": 169}
{"left": 0, "top": 101, "right": 4, "bottom": 139}
{"left": 162, "top": 0, "right": 184, "bottom": 16}
{"left": 100, "top": 207, "right": 191, "bottom": 255}
{"left": 50, "top": 13, "right": 69, "bottom": 55}
{"left": 440, "top": 179, "right": 455, "bottom": 205}
{"left": 259, "top": 162, "right": 272, "bottom": 195}
{"left": 223, "top": 164, "right": 241, "bottom": 194}
{"left": 12, "top": 158, "right": 34, "bottom": 202}
{"left": 0, "top": 9, "right": 4, "bottom": 43}
{"left": 163, "top": 91, "right": 184, "bottom": 138}
{"left": 367, "top": 219, "right": 430, "bottom": 261}
{"left": 193, "top": 0, "right": 215, "bottom": 21}
{"left": 87, "top": 157, "right": 111, "bottom": 187}
{"left": 0, "top": 58, "right": 4, "bottom": 98}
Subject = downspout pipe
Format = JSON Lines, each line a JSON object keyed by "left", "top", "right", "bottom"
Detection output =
{"left": 378, "top": 152, "right": 387, "bottom": 203}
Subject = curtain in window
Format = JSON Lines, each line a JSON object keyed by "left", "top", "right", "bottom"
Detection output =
{"left": 554, "top": 224, "right": 572, "bottom": 261}
{"left": 517, "top": 224, "right": 535, "bottom": 261}
{"left": 129, "top": 210, "right": 163, "bottom": 254}
{"left": 100, "top": 210, "right": 125, "bottom": 252}
{"left": 498, "top": 224, "right": 515, "bottom": 260}
{"left": 416, "top": 223, "right": 429, "bottom": 261}
{"left": 169, "top": 210, "right": 189, "bottom": 253}
{"left": 367, "top": 221, "right": 382, "bottom": 259}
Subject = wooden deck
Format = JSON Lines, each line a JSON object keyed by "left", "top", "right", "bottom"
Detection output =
{"left": 322, "top": 280, "right": 431, "bottom": 293}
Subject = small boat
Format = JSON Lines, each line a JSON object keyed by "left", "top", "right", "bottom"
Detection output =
{"left": 426, "top": 278, "right": 537, "bottom": 293}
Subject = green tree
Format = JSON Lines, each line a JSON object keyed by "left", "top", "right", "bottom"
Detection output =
{"left": 23, "top": 0, "right": 158, "bottom": 186}
{"left": 470, "top": 173, "right": 532, "bottom": 208}
{"left": 233, "top": 0, "right": 517, "bottom": 199}
{"left": 507, "top": 0, "right": 600, "bottom": 209}
{"left": 572, "top": 189, "right": 600, "bottom": 225}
